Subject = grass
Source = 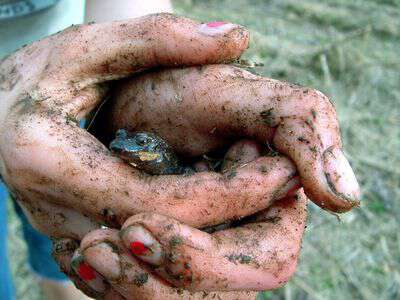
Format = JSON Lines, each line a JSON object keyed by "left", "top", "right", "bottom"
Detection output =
{"left": 7, "top": 0, "right": 400, "bottom": 299}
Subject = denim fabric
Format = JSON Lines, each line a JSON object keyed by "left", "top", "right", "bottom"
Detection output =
{"left": 0, "top": 181, "right": 70, "bottom": 300}
{"left": 0, "top": 184, "right": 16, "bottom": 300}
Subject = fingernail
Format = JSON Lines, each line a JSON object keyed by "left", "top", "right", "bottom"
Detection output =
{"left": 323, "top": 146, "right": 360, "bottom": 204}
{"left": 198, "top": 21, "right": 238, "bottom": 36}
{"left": 120, "top": 225, "right": 163, "bottom": 265}
{"left": 206, "top": 21, "right": 227, "bottom": 27}
{"left": 71, "top": 251, "right": 106, "bottom": 293}
{"left": 84, "top": 242, "right": 121, "bottom": 281}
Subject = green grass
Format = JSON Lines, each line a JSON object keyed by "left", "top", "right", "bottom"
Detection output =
{"left": 8, "top": 0, "right": 400, "bottom": 299}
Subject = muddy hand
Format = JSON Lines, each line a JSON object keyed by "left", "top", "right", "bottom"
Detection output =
{"left": 109, "top": 65, "right": 360, "bottom": 212}
{"left": 0, "top": 14, "right": 266, "bottom": 235}
{"left": 67, "top": 140, "right": 306, "bottom": 298}
{"left": 118, "top": 192, "right": 306, "bottom": 292}
{"left": 52, "top": 238, "right": 125, "bottom": 299}
{"left": 61, "top": 228, "right": 257, "bottom": 300}
{"left": 118, "top": 140, "right": 305, "bottom": 291}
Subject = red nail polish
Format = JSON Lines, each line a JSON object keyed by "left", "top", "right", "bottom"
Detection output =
{"left": 130, "top": 241, "right": 149, "bottom": 256}
{"left": 206, "top": 21, "right": 226, "bottom": 28}
{"left": 77, "top": 262, "right": 96, "bottom": 281}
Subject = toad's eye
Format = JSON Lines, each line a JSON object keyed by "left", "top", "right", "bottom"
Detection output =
{"left": 135, "top": 136, "right": 148, "bottom": 146}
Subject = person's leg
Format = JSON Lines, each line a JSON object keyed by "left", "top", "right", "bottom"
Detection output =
{"left": 0, "top": 184, "right": 16, "bottom": 300}
{"left": 14, "top": 201, "right": 91, "bottom": 300}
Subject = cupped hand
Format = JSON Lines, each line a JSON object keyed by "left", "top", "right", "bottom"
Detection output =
{"left": 107, "top": 64, "right": 360, "bottom": 212}
{"left": 53, "top": 140, "right": 307, "bottom": 299}
{"left": 0, "top": 14, "right": 297, "bottom": 236}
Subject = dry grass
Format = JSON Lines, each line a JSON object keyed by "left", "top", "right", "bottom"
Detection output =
{"left": 8, "top": 0, "right": 399, "bottom": 299}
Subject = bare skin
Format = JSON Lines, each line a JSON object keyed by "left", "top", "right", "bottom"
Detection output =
{"left": 0, "top": 14, "right": 304, "bottom": 299}
{"left": 0, "top": 14, "right": 303, "bottom": 236}
{"left": 53, "top": 140, "right": 306, "bottom": 299}
{"left": 107, "top": 65, "right": 360, "bottom": 213}
{"left": 0, "top": 13, "right": 356, "bottom": 298}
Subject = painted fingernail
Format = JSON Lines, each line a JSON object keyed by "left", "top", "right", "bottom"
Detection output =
{"left": 84, "top": 242, "right": 121, "bottom": 281}
{"left": 71, "top": 251, "right": 106, "bottom": 293}
{"left": 120, "top": 225, "right": 163, "bottom": 265}
{"left": 198, "top": 21, "right": 238, "bottom": 36}
{"left": 323, "top": 146, "right": 361, "bottom": 204}
{"left": 206, "top": 21, "right": 227, "bottom": 27}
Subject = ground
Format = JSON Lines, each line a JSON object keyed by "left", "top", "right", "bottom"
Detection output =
{"left": 7, "top": 0, "right": 400, "bottom": 299}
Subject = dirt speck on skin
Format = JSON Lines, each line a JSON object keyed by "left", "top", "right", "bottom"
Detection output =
{"left": 52, "top": 239, "right": 78, "bottom": 254}
{"left": 297, "top": 136, "right": 310, "bottom": 144}
{"left": 265, "top": 216, "right": 282, "bottom": 224}
{"left": 164, "top": 224, "right": 174, "bottom": 231}
{"left": 225, "top": 253, "right": 253, "bottom": 265}
{"left": 10, "top": 94, "right": 36, "bottom": 115}
{"left": 309, "top": 146, "right": 318, "bottom": 153}
{"left": 260, "top": 108, "right": 276, "bottom": 127}
{"left": 167, "top": 252, "right": 179, "bottom": 263}
{"left": 133, "top": 272, "right": 149, "bottom": 287}
{"left": 311, "top": 109, "right": 317, "bottom": 119}
{"left": 0, "top": 66, "right": 21, "bottom": 91}
{"left": 305, "top": 119, "right": 316, "bottom": 132}
{"left": 169, "top": 235, "right": 183, "bottom": 248}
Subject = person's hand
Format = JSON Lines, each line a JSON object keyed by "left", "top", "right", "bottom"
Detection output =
{"left": 105, "top": 64, "right": 361, "bottom": 213}
{"left": 0, "top": 14, "right": 305, "bottom": 297}
{"left": 53, "top": 140, "right": 307, "bottom": 299}
{"left": 0, "top": 12, "right": 358, "bottom": 298}
{"left": 0, "top": 14, "right": 290, "bottom": 237}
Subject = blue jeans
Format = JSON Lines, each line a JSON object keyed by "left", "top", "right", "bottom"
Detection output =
{"left": 0, "top": 184, "right": 15, "bottom": 300}
{"left": 0, "top": 182, "right": 68, "bottom": 300}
